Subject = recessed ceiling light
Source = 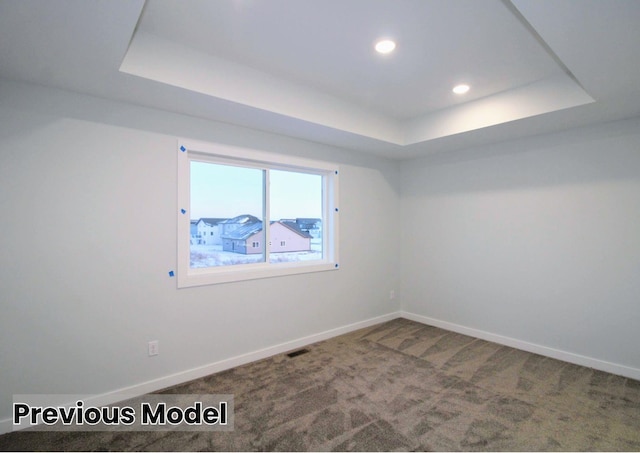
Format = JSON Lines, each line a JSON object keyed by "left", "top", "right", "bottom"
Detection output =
{"left": 375, "top": 39, "right": 396, "bottom": 54}
{"left": 453, "top": 84, "right": 470, "bottom": 94}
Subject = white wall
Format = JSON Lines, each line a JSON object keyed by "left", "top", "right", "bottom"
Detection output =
{"left": 3, "top": 75, "right": 639, "bottom": 433}
{"left": 0, "top": 79, "right": 401, "bottom": 430}
{"left": 400, "top": 117, "right": 640, "bottom": 379}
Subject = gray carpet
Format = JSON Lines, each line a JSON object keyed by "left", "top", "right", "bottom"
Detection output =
{"left": 2, "top": 318, "right": 639, "bottom": 451}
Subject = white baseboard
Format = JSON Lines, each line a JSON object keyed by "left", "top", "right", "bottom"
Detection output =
{"left": 5, "top": 309, "right": 637, "bottom": 435}
{"left": 0, "top": 312, "right": 400, "bottom": 435}
{"left": 401, "top": 310, "right": 640, "bottom": 381}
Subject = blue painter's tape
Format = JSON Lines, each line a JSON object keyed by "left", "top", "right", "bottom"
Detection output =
{"left": 180, "top": 146, "right": 186, "bottom": 152}
{"left": 180, "top": 209, "right": 187, "bottom": 214}
{"left": 168, "top": 270, "right": 175, "bottom": 277}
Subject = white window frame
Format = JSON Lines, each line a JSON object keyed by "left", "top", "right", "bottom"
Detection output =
{"left": 177, "top": 139, "right": 339, "bottom": 287}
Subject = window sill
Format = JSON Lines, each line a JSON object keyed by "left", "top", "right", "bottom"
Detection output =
{"left": 178, "top": 261, "right": 339, "bottom": 288}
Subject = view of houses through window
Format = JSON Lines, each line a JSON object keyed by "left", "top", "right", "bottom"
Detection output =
{"left": 190, "top": 161, "right": 323, "bottom": 268}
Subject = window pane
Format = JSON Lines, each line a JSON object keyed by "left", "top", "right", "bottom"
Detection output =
{"left": 269, "top": 169, "right": 323, "bottom": 264}
{"left": 190, "top": 161, "right": 264, "bottom": 268}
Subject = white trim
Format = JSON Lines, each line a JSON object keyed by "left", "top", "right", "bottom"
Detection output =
{"left": 177, "top": 139, "right": 340, "bottom": 288}
{"left": 1, "top": 312, "right": 400, "bottom": 435}
{"left": 5, "top": 310, "right": 640, "bottom": 434}
{"left": 401, "top": 311, "right": 640, "bottom": 381}
{"left": 180, "top": 139, "right": 338, "bottom": 172}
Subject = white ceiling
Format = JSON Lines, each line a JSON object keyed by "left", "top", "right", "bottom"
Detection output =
{"left": 1, "top": 0, "right": 639, "bottom": 159}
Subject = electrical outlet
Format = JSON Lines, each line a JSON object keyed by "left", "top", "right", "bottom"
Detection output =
{"left": 390, "top": 290, "right": 396, "bottom": 300}
{"left": 148, "top": 340, "right": 159, "bottom": 357}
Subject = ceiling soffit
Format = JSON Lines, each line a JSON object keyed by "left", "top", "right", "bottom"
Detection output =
{"left": 120, "top": 0, "right": 594, "bottom": 148}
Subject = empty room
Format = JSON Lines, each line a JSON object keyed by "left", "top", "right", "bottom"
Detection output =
{"left": 1, "top": 0, "right": 639, "bottom": 451}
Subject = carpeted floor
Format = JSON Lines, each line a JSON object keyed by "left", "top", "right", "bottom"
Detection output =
{"left": 2, "top": 318, "right": 639, "bottom": 451}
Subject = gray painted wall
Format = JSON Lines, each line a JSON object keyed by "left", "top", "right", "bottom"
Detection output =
{"left": 400, "top": 117, "right": 640, "bottom": 376}
{"left": 2, "top": 76, "right": 639, "bottom": 431}
{"left": 0, "top": 80, "right": 401, "bottom": 427}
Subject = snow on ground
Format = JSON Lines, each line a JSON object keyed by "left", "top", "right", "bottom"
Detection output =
{"left": 190, "top": 243, "right": 322, "bottom": 268}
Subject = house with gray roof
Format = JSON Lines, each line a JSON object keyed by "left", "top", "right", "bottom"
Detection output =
{"left": 281, "top": 218, "right": 322, "bottom": 239}
{"left": 222, "top": 220, "right": 312, "bottom": 255}
{"left": 195, "top": 218, "right": 227, "bottom": 245}
{"left": 195, "top": 214, "right": 261, "bottom": 245}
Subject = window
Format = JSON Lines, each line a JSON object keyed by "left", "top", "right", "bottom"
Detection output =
{"left": 177, "top": 140, "right": 339, "bottom": 287}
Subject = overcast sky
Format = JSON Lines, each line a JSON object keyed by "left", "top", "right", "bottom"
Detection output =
{"left": 190, "top": 161, "right": 322, "bottom": 220}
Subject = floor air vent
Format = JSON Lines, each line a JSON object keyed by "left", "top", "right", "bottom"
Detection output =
{"left": 286, "top": 348, "right": 309, "bottom": 358}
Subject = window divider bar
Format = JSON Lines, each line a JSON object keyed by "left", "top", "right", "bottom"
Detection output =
{"left": 263, "top": 168, "right": 271, "bottom": 264}
{"left": 177, "top": 139, "right": 339, "bottom": 288}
